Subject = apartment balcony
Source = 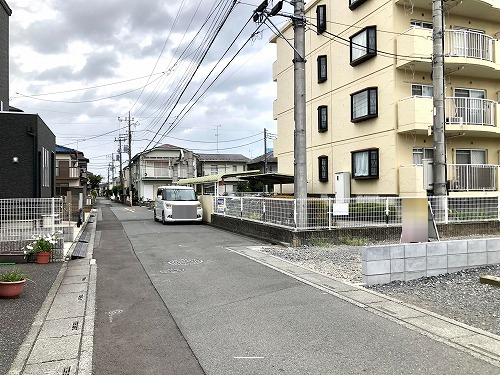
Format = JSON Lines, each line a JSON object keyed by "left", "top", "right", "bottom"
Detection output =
{"left": 396, "top": 28, "right": 500, "bottom": 79}
{"left": 397, "top": 96, "right": 500, "bottom": 136}
{"left": 447, "top": 164, "right": 498, "bottom": 192}
{"left": 395, "top": 0, "right": 500, "bottom": 22}
{"left": 398, "top": 164, "right": 499, "bottom": 196}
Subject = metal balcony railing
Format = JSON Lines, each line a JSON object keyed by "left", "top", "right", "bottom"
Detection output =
{"left": 447, "top": 164, "right": 498, "bottom": 191}
{"left": 56, "top": 166, "right": 80, "bottom": 179}
{"left": 445, "top": 97, "right": 496, "bottom": 126}
{"left": 445, "top": 29, "right": 493, "bottom": 61}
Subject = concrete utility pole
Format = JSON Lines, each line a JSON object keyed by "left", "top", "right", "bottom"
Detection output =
{"left": 115, "top": 136, "right": 126, "bottom": 201}
{"left": 264, "top": 128, "right": 268, "bottom": 173}
{"left": 293, "top": 0, "right": 307, "bottom": 228}
{"left": 432, "top": 0, "right": 447, "bottom": 196}
{"left": 119, "top": 113, "right": 134, "bottom": 206}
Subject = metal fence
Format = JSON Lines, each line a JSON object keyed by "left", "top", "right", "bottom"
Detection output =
{"left": 0, "top": 198, "right": 64, "bottom": 241}
{"left": 214, "top": 195, "right": 500, "bottom": 230}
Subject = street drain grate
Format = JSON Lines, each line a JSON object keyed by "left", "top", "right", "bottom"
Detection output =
{"left": 62, "top": 366, "right": 71, "bottom": 375}
{"left": 168, "top": 259, "right": 203, "bottom": 266}
{"left": 160, "top": 269, "right": 186, "bottom": 274}
{"left": 72, "top": 321, "right": 79, "bottom": 330}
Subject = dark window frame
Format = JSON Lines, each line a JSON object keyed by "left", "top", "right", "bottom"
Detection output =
{"left": 316, "top": 5, "right": 327, "bottom": 34}
{"left": 351, "top": 148, "right": 379, "bottom": 179}
{"left": 317, "top": 105, "right": 328, "bottom": 132}
{"left": 318, "top": 155, "right": 329, "bottom": 182}
{"left": 350, "top": 26, "right": 377, "bottom": 66}
{"left": 317, "top": 55, "right": 328, "bottom": 83}
{"left": 349, "top": 0, "right": 369, "bottom": 11}
{"left": 351, "top": 87, "right": 378, "bottom": 123}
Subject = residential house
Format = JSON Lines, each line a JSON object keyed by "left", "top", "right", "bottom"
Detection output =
{"left": 272, "top": 0, "right": 500, "bottom": 197}
{"left": 130, "top": 144, "right": 197, "bottom": 200}
{"left": 0, "top": 111, "right": 56, "bottom": 198}
{"left": 197, "top": 153, "right": 249, "bottom": 194}
{"left": 247, "top": 151, "right": 278, "bottom": 174}
{"left": 55, "top": 145, "right": 89, "bottom": 202}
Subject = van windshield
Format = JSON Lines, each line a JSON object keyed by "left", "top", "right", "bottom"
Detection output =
{"left": 162, "top": 189, "right": 196, "bottom": 201}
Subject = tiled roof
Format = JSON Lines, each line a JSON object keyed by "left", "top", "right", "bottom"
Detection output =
{"left": 247, "top": 151, "right": 276, "bottom": 164}
{"left": 197, "top": 153, "right": 249, "bottom": 162}
{"left": 56, "top": 145, "right": 77, "bottom": 153}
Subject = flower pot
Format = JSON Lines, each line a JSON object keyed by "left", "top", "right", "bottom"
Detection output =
{"left": 36, "top": 252, "right": 51, "bottom": 264}
{"left": 0, "top": 280, "right": 26, "bottom": 298}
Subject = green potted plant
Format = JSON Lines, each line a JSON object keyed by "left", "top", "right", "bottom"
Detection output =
{"left": 0, "top": 268, "right": 27, "bottom": 298}
{"left": 24, "top": 232, "right": 58, "bottom": 264}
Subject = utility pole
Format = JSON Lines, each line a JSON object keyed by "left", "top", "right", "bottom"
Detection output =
{"left": 432, "top": 0, "right": 447, "bottom": 196}
{"left": 115, "top": 136, "right": 126, "bottom": 201}
{"left": 264, "top": 128, "right": 268, "bottom": 173}
{"left": 119, "top": 113, "right": 134, "bottom": 206}
{"left": 253, "top": 0, "right": 306, "bottom": 227}
{"left": 293, "top": 0, "right": 307, "bottom": 228}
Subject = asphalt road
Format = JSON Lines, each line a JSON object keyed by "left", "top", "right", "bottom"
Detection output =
{"left": 92, "top": 199, "right": 500, "bottom": 374}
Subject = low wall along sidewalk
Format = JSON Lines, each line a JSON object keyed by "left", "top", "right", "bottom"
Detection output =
{"left": 362, "top": 238, "right": 500, "bottom": 285}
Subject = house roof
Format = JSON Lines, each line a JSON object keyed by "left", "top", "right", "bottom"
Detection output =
{"left": 176, "top": 170, "right": 260, "bottom": 185}
{"left": 1, "top": 0, "right": 12, "bottom": 16}
{"left": 247, "top": 151, "right": 276, "bottom": 165}
{"left": 197, "top": 153, "right": 249, "bottom": 163}
{"left": 56, "top": 145, "right": 77, "bottom": 153}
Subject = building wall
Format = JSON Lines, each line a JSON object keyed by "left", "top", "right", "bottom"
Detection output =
{"left": 272, "top": 0, "right": 500, "bottom": 197}
{"left": 0, "top": 113, "right": 55, "bottom": 198}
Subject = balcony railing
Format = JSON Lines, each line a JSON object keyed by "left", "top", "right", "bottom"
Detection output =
{"left": 56, "top": 166, "right": 80, "bottom": 179}
{"left": 445, "top": 29, "right": 493, "bottom": 61}
{"left": 445, "top": 97, "right": 496, "bottom": 126}
{"left": 447, "top": 164, "right": 498, "bottom": 191}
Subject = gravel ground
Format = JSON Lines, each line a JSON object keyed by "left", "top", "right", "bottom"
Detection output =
{"left": 0, "top": 262, "right": 62, "bottom": 375}
{"left": 259, "top": 244, "right": 500, "bottom": 337}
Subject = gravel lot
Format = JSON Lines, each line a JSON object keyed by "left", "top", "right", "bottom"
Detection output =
{"left": 0, "top": 262, "right": 62, "bottom": 375}
{"left": 259, "top": 244, "right": 500, "bottom": 337}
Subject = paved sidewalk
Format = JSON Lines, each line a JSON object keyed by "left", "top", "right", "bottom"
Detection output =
{"left": 7, "top": 213, "right": 97, "bottom": 375}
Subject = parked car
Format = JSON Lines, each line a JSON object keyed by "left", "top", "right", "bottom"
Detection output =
{"left": 153, "top": 186, "right": 203, "bottom": 224}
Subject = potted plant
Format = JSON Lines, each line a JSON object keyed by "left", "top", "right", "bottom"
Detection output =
{"left": 0, "top": 268, "right": 27, "bottom": 298}
{"left": 24, "top": 233, "right": 58, "bottom": 264}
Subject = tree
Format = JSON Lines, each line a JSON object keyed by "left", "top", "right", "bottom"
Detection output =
{"left": 87, "top": 172, "right": 103, "bottom": 191}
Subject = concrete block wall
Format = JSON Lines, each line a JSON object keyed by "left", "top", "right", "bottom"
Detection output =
{"left": 362, "top": 238, "right": 500, "bottom": 285}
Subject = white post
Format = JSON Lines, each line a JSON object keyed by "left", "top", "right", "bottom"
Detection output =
{"left": 444, "top": 196, "right": 449, "bottom": 224}
{"left": 51, "top": 197, "right": 55, "bottom": 234}
{"left": 328, "top": 198, "right": 332, "bottom": 230}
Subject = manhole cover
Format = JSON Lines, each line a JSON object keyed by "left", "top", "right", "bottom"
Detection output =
{"left": 168, "top": 259, "right": 203, "bottom": 266}
{"left": 160, "top": 269, "right": 185, "bottom": 273}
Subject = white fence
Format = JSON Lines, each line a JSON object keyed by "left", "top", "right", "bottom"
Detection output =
{"left": 0, "top": 198, "right": 64, "bottom": 241}
{"left": 214, "top": 195, "right": 500, "bottom": 230}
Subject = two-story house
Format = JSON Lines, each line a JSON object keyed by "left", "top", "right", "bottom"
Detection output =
{"left": 55, "top": 145, "right": 89, "bottom": 202}
{"left": 272, "top": 0, "right": 500, "bottom": 197}
{"left": 130, "top": 144, "right": 197, "bottom": 200}
{"left": 196, "top": 153, "right": 249, "bottom": 194}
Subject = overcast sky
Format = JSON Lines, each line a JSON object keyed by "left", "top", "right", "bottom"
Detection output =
{"left": 8, "top": 0, "right": 291, "bottom": 178}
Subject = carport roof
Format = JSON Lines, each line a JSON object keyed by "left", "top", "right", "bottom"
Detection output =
{"left": 238, "top": 173, "right": 294, "bottom": 185}
{"left": 176, "top": 170, "right": 261, "bottom": 185}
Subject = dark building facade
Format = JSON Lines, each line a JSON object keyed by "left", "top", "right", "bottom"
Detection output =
{"left": 0, "top": 0, "right": 11, "bottom": 109}
{"left": 0, "top": 112, "right": 56, "bottom": 198}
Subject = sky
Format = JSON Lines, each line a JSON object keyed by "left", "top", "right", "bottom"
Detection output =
{"left": 7, "top": 0, "right": 292, "bottom": 178}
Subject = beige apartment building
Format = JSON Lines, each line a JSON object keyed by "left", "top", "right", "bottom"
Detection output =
{"left": 272, "top": 0, "right": 500, "bottom": 197}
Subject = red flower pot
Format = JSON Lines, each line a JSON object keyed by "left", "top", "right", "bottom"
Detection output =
{"left": 0, "top": 280, "right": 26, "bottom": 298}
{"left": 36, "top": 252, "right": 51, "bottom": 264}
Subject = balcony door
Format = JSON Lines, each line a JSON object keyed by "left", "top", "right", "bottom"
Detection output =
{"left": 454, "top": 88, "right": 486, "bottom": 125}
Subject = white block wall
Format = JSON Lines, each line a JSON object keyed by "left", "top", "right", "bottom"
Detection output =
{"left": 362, "top": 238, "right": 500, "bottom": 285}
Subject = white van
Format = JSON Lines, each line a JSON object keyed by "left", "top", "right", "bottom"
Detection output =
{"left": 153, "top": 186, "right": 203, "bottom": 224}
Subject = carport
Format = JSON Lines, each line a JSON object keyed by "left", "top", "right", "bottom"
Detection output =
{"left": 237, "top": 173, "right": 294, "bottom": 194}
{"left": 176, "top": 170, "right": 261, "bottom": 196}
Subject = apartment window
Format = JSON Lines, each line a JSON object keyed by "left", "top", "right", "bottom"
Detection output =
{"left": 210, "top": 165, "right": 218, "bottom": 175}
{"left": 316, "top": 5, "right": 326, "bottom": 34}
{"left": 233, "top": 165, "right": 238, "bottom": 172}
{"left": 410, "top": 20, "right": 433, "bottom": 29}
{"left": 317, "top": 55, "right": 327, "bottom": 83}
{"left": 318, "top": 105, "right": 328, "bottom": 132}
{"left": 456, "top": 149, "right": 486, "bottom": 164}
{"left": 351, "top": 87, "right": 378, "bottom": 122}
{"left": 413, "top": 147, "right": 434, "bottom": 165}
{"left": 349, "top": 0, "right": 368, "bottom": 10}
{"left": 412, "top": 84, "right": 433, "bottom": 97}
{"left": 352, "top": 149, "right": 379, "bottom": 179}
{"left": 318, "top": 155, "right": 329, "bottom": 182}
{"left": 350, "top": 26, "right": 377, "bottom": 66}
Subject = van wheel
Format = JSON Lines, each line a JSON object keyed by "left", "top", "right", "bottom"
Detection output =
{"left": 162, "top": 212, "right": 167, "bottom": 225}
{"left": 154, "top": 210, "right": 158, "bottom": 222}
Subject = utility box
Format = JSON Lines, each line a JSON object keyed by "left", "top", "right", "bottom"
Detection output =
{"left": 422, "top": 158, "right": 433, "bottom": 191}
{"left": 335, "top": 172, "right": 351, "bottom": 200}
